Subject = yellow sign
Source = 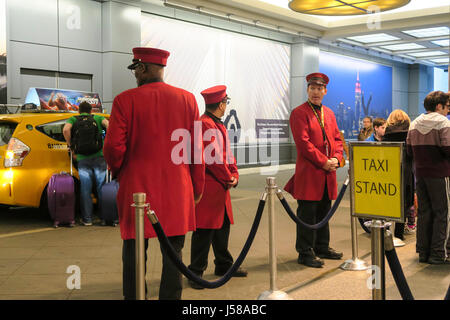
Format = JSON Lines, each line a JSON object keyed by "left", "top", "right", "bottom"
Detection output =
{"left": 351, "top": 142, "right": 403, "bottom": 221}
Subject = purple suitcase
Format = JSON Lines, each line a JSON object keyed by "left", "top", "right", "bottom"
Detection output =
{"left": 47, "top": 152, "right": 75, "bottom": 228}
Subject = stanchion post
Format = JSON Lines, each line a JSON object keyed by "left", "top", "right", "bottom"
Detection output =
{"left": 258, "top": 177, "right": 291, "bottom": 300}
{"left": 371, "top": 219, "right": 386, "bottom": 300}
{"left": 340, "top": 174, "right": 369, "bottom": 271}
{"left": 133, "top": 193, "right": 147, "bottom": 300}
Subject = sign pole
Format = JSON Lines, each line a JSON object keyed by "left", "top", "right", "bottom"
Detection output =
{"left": 370, "top": 219, "right": 386, "bottom": 300}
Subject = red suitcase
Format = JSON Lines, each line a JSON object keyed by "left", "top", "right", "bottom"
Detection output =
{"left": 47, "top": 151, "right": 75, "bottom": 228}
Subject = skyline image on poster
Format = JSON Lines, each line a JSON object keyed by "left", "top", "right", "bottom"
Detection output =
{"left": 319, "top": 51, "right": 393, "bottom": 139}
{"left": 0, "top": 0, "right": 6, "bottom": 104}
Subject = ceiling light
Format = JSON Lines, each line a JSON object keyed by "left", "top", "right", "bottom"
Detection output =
{"left": 288, "top": 0, "right": 411, "bottom": 16}
{"left": 346, "top": 33, "right": 400, "bottom": 44}
{"left": 379, "top": 43, "right": 426, "bottom": 51}
{"left": 429, "top": 57, "right": 449, "bottom": 63}
{"left": 402, "top": 27, "right": 450, "bottom": 38}
{"left": 407, "top": 51, "right": 447, "bottom": 57}
{"left": 431, "top": 39, "right": 450, "bottom": 47}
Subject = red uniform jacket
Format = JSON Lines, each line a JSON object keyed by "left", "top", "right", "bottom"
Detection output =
{"left": 103, "top": 82, "right": 205, "bottom": 240}
{"left": 284, "top": 102, "right": 343, "bottom": 201}
{"left": 194, "top": 112, "right": 238, "bottom": 229}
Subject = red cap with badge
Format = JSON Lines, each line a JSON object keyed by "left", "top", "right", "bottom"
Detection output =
{"left": 201, "top": 85, "right": 228, "bottom": 104}
{"left": 306, "top": 72, "right": 329, "bottom": 86}
{"left": 127, "top": 47, "right": 170, "bottom": 69}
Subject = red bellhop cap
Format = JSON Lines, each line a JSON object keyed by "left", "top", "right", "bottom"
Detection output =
{"left": 306, "top": 72, "right": 329, "bottom": 86}
{"left": 127, "top": 47, "right": 170, "bottom": 69}
{"left": 201, "top": 85, "right": 228, "bottom": 104}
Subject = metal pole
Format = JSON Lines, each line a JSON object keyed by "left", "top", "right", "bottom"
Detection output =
{"left": 371, "top": 219, "right": 386, "bottom": 300}
{"left": 268, "top": 177, "right": 277, "bottom": 291}
{"left": 133, "top": 193, "right": 146, "bottom": 300}
{"left": 340, "top": 176, "right": 368, "bottom": 271}
{"left": 258, "top": 177, "right": 291, "bottom": 300}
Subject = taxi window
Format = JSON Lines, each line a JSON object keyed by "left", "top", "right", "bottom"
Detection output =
{"left": 0, "top": 122, "right": 17, "bottom": 146}
{"left": 36, "top": 119, "right": 67, "bottom": 142}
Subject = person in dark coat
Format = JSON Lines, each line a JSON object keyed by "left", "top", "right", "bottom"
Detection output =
{"left": 382, "top": 109, "right": 415, "bottom": 241}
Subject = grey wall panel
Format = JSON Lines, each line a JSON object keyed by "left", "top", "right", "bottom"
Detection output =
{"left": 9, "top": 41, "right": 58, "bottom": 99}
{"left": 210, "top": 17, "right": 242, "bottom": 33}
{"left": 8, "top": 0, "right": 58, "bottom": 46}
{"left": 141, "top": 1, "right": 175, "bottom": 17}
{"left": 102, "top": 1, "right": 140, "bottom": 53}
{"left": 20, "top": 69, "right": 56, "bottom": 102}
{"left": 290, "top": 76, "right": 305, "bottom": 109}
{"left": 291, "top": 41, "right": 319, "bottom": 78}
{"left": 58, "top": 0, "right": 102, "bottom": 52}
{"left": 59, "top": 48, "right": 102, "bottom": 94}
{"left": 392, "top": 91, "right": 409, "bottom": 112}
{"left": 102, "top": 52, "right": 135, "bottom": 104}
{"left": 393, "top": 66, "right": 409, "bottom": 92}
{"left": 174, "top": 8, "right": 211, "bottom": 26}
{"left": 58, "top": 72, "right": 92, "bottom": 92}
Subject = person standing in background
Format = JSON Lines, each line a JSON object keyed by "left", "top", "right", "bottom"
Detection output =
{"left": 407, "top": 90, "right": 450, "bottom": 264}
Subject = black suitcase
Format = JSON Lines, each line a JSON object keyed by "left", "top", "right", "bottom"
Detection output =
{"left": 100, "top": 170, "right": 119, "bottom": 226}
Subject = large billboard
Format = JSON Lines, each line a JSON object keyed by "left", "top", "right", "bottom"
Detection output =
{"left": 141, "top": 14, "right": 290, "bottom": 144}
{"left": 320, "top": 52, "right": 393, "bottom": 139}
{"left": 0, "top": 0, "right": 6, "bottom": 104}
{"left": 25, "top": 88, "right": 103, "bottom": 113}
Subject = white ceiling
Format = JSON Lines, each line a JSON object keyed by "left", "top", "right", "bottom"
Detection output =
{"left": 147, "top": 0, "right": 450, "bottom": 68}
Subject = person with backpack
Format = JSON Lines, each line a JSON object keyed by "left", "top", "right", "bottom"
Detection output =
{"left": 63, "top": 101, "right": 109, "bottom": 226}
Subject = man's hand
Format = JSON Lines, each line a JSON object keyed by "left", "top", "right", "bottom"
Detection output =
{"left": 194, "top": 193, "right": 202, "bottom": 205}
{"left": 227, "top": 176, "right": 238, "bottom": 189}
{"left": 322, "top": 158, "right": 339, "bottom": 172}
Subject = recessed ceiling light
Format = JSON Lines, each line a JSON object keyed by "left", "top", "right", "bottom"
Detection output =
{"left": 431, "top": 39, "right": 450, "bottom": 47}
{"left": 402, "top": 27, "right": 450, "bottom": 38}
{"left": 429, "top": 57, "right": 449, "bottom": 63}
{"left": 346, "top": 33, "right": 400, "bottom": 44}
{"left": 380, "top": 43, "right": 426, "bottom": 51}
{"left": 407, "top": 51, "right": 448, "bottom": 57}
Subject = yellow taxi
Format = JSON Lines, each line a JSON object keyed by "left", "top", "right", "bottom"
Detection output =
{"left": 0, "top": 110, "right": 109, "bottom": 210}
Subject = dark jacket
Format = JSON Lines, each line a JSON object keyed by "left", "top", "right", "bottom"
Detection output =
{"left": 383, "top": 121, "right": 414, "bottom": 209}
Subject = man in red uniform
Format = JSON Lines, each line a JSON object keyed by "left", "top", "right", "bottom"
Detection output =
{"left": 284, "top": 72, "right": 344, "bottom": 268}
{"left": 187, "top": 85, "right": 247, "bottom": 290}
{"left": 103, "top": 47, "right": 205, "bottom": 300}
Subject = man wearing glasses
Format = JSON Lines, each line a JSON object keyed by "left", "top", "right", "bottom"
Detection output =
{"left": 187, "top": 85, "right": 247, "bottom": 289}
{"left": 284, "top": 73, "right": 344, "bottom": 268}
{"left": 104, "top": 47, "right": 205, "bottom": 299}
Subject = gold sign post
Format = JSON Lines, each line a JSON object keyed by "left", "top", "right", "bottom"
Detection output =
{"left": 349, "top": 141, "right": 404, "bottom": 300}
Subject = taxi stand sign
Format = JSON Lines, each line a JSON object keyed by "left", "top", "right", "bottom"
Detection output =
{"left": 349, "top": 141, "right": 404, "bottom": 223}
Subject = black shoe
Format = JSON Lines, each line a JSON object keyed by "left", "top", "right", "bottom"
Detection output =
{"left": 316, "top": 247, "right": 343, "bottom": 260}
{"left": 419, "top": 252, "right": 429, "bottom": 263}
{"left": 428, "top": 256, "right": 450, "bottom": 265}
{"left": 215, "top": 267, "right": 248, "bottom": 277}
{"left": 297, "top": 254, "right": 324, "bottom": 268}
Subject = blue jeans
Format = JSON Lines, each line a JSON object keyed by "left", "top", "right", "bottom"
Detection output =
{"left": 78, "top": 156, "right": 107, "bottom": 223}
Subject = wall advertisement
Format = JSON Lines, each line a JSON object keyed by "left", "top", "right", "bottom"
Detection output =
{"left": 320, "top": 52, "right": 393, "bottom": 139}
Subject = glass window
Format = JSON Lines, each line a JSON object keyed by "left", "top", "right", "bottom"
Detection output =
{"left": 36, "top": 119, "right": 67, "bottom": 142}
{"left": 0, "top": 122, "right": 17, "bottom": 146}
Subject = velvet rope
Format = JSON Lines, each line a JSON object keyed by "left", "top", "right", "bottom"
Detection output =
{"left": 278, "top": 177, "right": 349, "bottom": 230}
{"left": 148, "top": 199, "right": 266, "bottom": 289}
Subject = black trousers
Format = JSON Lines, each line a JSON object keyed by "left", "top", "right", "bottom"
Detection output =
{"left": 122, "top": 235, "right": 185, "bottom": 300}
{"left": 189, "top": 213, "right": 234, "bottom": 275}
{"left": 296, "top": 186, "right": 331, "bottom": 256}
{"left": 415, "top": 176, "right": 450, "bottom": 260}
